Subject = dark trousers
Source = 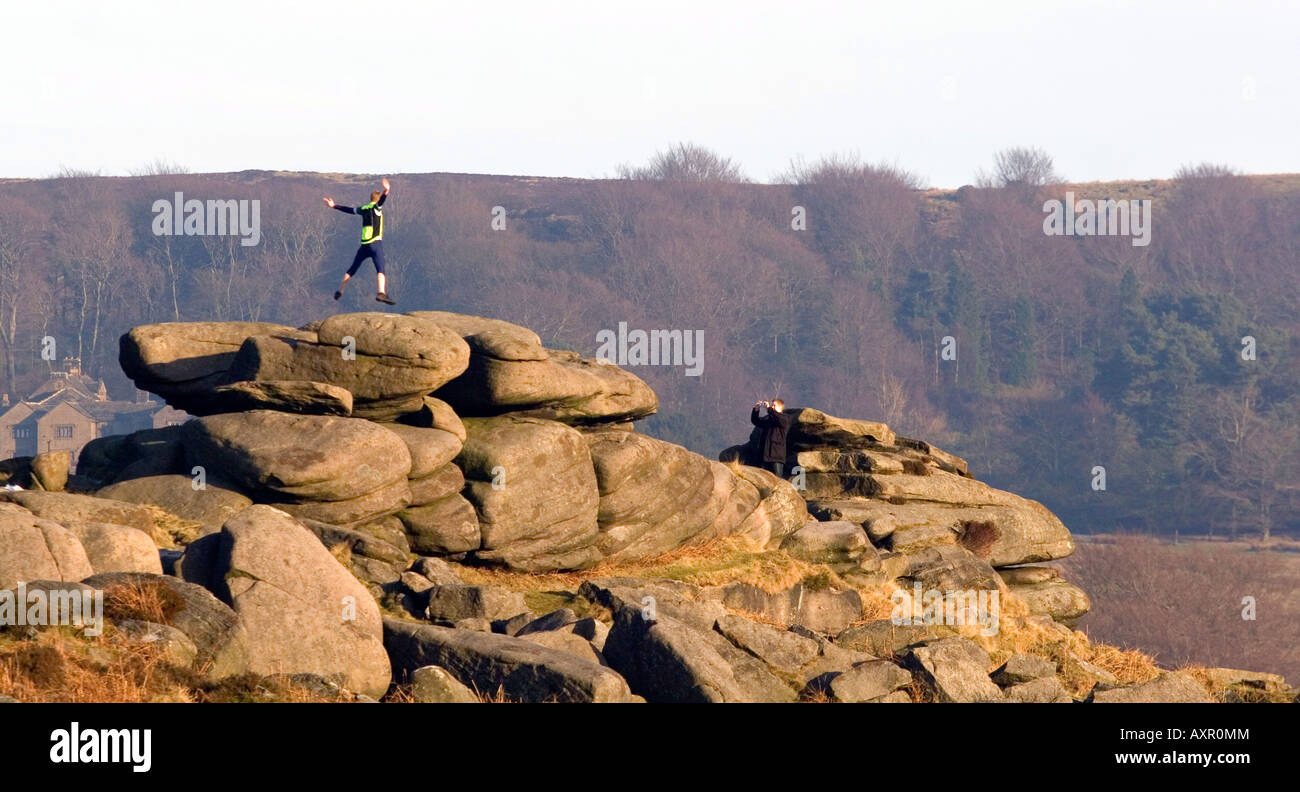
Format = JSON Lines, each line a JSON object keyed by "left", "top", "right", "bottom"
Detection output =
{"left": 346, "top": 240, "right": 386, "bottom": 277}
{"left": 765, "top": 461, "right": 784, "bottom": 478}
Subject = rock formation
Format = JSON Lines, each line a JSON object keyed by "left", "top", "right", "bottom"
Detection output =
{"left": 0, "top": 309, "right": 1291, "bottom": 705}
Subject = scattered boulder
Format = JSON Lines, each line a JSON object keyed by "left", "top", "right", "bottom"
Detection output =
{"left": 1005, "top": 577, "right": 1091, "bottom": 623}
{"left": 780, "top": 520, "right": 871, "bottom": 565}
{"left": 1090, "top": 672, "right": 1215, "bottom": 703}
{"left": 991, "top": 654, "right": 1058, "bottom": 686}
{"left": 828, "top": 660, "right": 914, "bottom": 703}
{"left": 836, "top": 619, "right": 954, "bottom": 658}
{"left": 601, "top": 607, "right": 797, "bottom": 703}
{"left": 384, "top": 618, "right": 634, "bottom": 703}
{"left": 423, "top": 585, "right": 530, "bottom": 624}
{"left": 1003, "top": 676, "right": 1073, "bottom": 703}
{"left": 904, "top": 638, "right": 1003, "bottom": 702}
{"left": 410, "top": 665, "right": 479, "bottom": 703}
{"left": 30, "top": 451, "right": 71, "bottom": 492}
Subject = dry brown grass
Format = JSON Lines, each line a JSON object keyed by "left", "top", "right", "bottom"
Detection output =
{"left": 101, "top": 578, "right": 184, "bottom": 625}
{"left": 456, "top": 535, "right": 830, "bottom": 595}
{"left": 0, "top": 629, "right": 195, "bottom": 703}
{"left": 139, "top": 504, "right": 204, "bottom": 549}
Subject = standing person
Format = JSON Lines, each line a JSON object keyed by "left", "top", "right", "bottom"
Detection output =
{"left": 751, "top": 398, "right": 791, "bottom": 478}
{"left": 324, "top": 177, "right": 395, "bottom": 305}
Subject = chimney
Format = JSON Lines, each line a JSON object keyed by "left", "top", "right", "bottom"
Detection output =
{"left": 97, "top": 381, "right": 108, "bottom": 401}
{"left": 1, "top": 393, "right": 8, "bottom": 407}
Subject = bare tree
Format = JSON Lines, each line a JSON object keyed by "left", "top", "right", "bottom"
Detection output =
{"left": 617, "top": 142, "right": 749, "bottom": 183}
{"left": 129, "top": 157, "right": 192, "bottom": 176}
{"left": 977, "top": 146, "right": 1060, "bottom": 189}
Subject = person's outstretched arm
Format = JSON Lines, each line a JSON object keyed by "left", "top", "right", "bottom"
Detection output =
{"left": 323, "top": 197, "right": 356, "bottom": 214}
{"left": 377, "top": 177, "right": 390, "bottom": 206}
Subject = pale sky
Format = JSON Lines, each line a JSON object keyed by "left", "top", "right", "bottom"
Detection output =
{"left": 7, "top": 0, "right": 1296, "bottom": 186}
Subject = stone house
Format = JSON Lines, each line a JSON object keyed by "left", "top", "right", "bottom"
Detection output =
{"left": 0, "top": 359, "right": 186, "bottom": 468}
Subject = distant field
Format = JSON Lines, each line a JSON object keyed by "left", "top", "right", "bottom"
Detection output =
{"left": 1058, "top": 536, "right": 1300, "bottom": 683}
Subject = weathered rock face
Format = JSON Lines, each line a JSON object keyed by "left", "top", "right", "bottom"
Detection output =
{"left": 412, "top": 311, "right": 658, "bottom": 425}
{"left": 457, "top": 416, "right": 602, "bottom": 571}
{"left": 185, "top": 505, "right": 392, "bottom": 697}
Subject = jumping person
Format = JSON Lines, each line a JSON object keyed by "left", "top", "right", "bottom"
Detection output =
{"left": 751, "top": 398, "right": 791, "bottom": 478}
{"left": 324, "top": 177, "right": 395, "bottom": 305}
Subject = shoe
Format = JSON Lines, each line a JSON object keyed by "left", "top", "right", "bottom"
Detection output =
{"left": 376, "top": 292, "right": 396, "bottom": 305}
{"left": 333, "top": 291, "right": 343, "bottom": 301}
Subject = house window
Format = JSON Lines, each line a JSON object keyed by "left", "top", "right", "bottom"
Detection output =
{"left": 12, "top": 426, "right": 31, "bottom": 439}
{"left": 56, "top": 425, "right": 75, "bottom": 439}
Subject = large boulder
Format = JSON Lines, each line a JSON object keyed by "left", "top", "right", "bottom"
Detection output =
{"left": 457, "top": 416, "right": 601, "bottom": 571}
{"left": 584, "top": 431, "right": 765, "bottom": 563}
{"left": 0, "top": 490, "right": 157, "bottom": 536}
{"left": 65, "top": 522, "right": 162, "bottom": 575}
{"left": 226, "top": 313, "right": 470, "bottom": 421}
{"left": 97, "top": 474, "right": 253, "bottom": 535}
{"left": 185, "top": 505, "right": 391, "bottom": 698}
{"left": 120, "top": 321, "right": 295, "bottom": 411}
{"left": 0, "top": 503, "right": 94, "bottom": 589}
{"left": 412, "top": 311, "right": 657, "bottom": 425}
{"left": 182, "top": 411, "right": 411, "bottom": 503}
{"left": 78, "top": 426, "right": 185, "bottom": 485}
{"left": 383, "top": 618, "right": 634, "bottom": 702}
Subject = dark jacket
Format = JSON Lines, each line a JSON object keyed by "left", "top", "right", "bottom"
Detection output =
{"left": 751, "top": 406, "right": 792, "bottom": 463}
